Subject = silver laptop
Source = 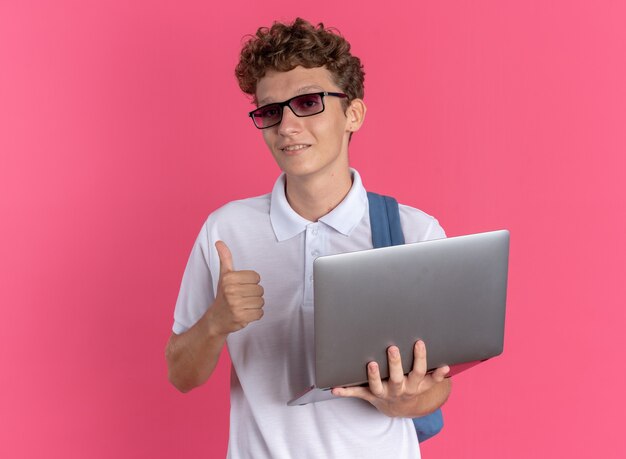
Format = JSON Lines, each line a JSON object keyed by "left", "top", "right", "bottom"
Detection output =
{"left": 288, "top": 229, "right": 509, "bottom": 406}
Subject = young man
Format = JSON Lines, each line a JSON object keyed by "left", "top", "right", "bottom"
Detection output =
{"left": 166, "top": 18, "right": 451, "bottom": 458}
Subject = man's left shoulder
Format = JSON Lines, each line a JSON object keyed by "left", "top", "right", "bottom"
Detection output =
{"left": 397, "top": 203, "right": 446, "bottom": 242}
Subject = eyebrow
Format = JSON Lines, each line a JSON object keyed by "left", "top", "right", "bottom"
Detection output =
{"left": 257, "top": 85, "right": 325, "bottom": 107}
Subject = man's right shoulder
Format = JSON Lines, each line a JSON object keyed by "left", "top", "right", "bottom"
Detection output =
{"left": 205, "top": 192, "right": 272, "bottom": 227}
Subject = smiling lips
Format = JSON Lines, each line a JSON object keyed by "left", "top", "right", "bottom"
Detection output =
{"left": 281, "top": 144, "right": 311, "bottom": 153}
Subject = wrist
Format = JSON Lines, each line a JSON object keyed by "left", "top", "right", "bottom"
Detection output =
{"left": 202, "top": 306, "right": 229, "bottom": 341}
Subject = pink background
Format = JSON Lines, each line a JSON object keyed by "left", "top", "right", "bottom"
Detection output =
{"left": 1, "top": 1, "right": 625, "bottom": 457}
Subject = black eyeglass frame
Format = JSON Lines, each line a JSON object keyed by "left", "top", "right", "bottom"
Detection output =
{"left": 248, "top": 92, "right": 348, "bottom": 129}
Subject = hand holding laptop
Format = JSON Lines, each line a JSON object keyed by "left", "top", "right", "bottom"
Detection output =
{"left": 288, "top": 230, "right": 509, "bottom": 407}
{"left": 331, "top": 340, "right": 451, "bottom": 417}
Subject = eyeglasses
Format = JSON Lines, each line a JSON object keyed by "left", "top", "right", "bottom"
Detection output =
{"left": 249, "top": 92, "right": 348, "bottom": 129}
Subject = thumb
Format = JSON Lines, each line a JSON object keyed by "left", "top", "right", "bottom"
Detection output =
{"left": 215, "top": 240, "right": 234, "bottom": 276}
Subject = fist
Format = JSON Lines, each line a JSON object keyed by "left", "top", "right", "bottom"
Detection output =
{"left": 210, "top": 241, "right": 265, "bottom": 336}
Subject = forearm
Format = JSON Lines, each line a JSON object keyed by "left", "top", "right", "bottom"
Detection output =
{"left": 165, "top": 308, "right": 227, "bottom": 393}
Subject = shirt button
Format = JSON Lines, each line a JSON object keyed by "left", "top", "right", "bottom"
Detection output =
{"left": 311, "top": 229, "right": 318, "bottom": 236}
{"left": 309, "top": 274, "right": 314, "bottom": 282}
{"left": 311, "top": 250, "right": 320, "bottom": 257}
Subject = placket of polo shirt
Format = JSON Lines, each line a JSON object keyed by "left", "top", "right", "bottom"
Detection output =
{"left": 303, "top": 222, "right": 323, "bottom": 308}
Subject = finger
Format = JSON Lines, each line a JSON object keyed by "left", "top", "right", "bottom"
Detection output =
{"left": 367, "top": 362, "right": 385, "bottom": 397}
{"left": 331, "top": 385, "right": 374, "bottom": 402}
{"left": 221, "top": 288, "right": 264, "bottom": 310}
{"left": 222, "top": 281, "right": 263, "bottom": 298}
{"left": 240, "top": 296, "right": 265, "bottom": 309}
{"left": 407, "top": 340, "right": 427, "bottom": 386}
{"left": 229, "top": 270, "right": 262, "bottom": 284}
{"left": 431, "top": 365, "right": 451, "bottom": 383}
{"left": 216, "top": 241, "right": 234, "bottom": 276}
{"left": 243, "top": 308, "right": 264, "bottom": 322}
{"left": 386, "top": 346, "right": 405, "bottom": 396}
{"left": 240, "top": 284, "right": 264, "bottom": 298}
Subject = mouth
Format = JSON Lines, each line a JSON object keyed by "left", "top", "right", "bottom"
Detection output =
{"left": 280, "top": 144, "right": 311, "bottom": 153}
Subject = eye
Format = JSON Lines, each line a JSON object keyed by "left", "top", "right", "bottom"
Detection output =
{"left": 256, "top": 105, "right": 280, "bottom": 119}
{"left": 292, "top": 94, "right": 322, "bottom": 113}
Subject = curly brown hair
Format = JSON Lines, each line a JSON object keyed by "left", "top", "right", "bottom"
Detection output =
{"left": 235, "top": 18, "right": 365, "bottom": 105}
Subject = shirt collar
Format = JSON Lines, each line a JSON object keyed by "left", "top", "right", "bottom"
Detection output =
{"left": 270, "top": 168, "right": 368, "bottom": 242}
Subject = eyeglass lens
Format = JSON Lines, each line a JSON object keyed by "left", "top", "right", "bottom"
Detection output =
{"left": 251, "top": 93, "right": 325, "bottom": 128}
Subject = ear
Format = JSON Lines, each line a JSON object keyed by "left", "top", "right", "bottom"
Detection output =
{"left": 345, "top": 98, "right": 367, "bottom": 132}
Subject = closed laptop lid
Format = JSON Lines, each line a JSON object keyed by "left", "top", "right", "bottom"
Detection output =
{"left": 313, "top": 229, "right": 509, "bottom": 389}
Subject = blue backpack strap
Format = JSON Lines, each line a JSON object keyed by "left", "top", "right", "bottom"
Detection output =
{"left": 367, "top": 191, "right": 444, "bottom": 444}
{"left": 367, "top": 192, "right": 405, "bottom": 247}
{"left": 412, "top": 408, "right": 444, "bottom": 443}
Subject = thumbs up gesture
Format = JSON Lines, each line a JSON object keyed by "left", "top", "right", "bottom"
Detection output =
{"left": 210, "top": 241, "right": 265, "bottom": 336}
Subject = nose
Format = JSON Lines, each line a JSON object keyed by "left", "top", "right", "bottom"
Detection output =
{"left": 277, "top": 105, "right": 302, "bottom": 135}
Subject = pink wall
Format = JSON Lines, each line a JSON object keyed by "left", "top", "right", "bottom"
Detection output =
{"left": 1, "top": 1, "right": 625, "bottom": 457}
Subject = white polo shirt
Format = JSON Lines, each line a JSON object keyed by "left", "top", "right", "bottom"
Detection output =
{"left": 173, "top": 169, "right": 445, "bottom": 459}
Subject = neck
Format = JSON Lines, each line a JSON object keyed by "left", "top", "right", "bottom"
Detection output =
{"left": 285, "top": 168, "right": 353, "bottom": 222}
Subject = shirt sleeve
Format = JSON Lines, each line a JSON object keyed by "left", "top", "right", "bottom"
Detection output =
{"left": 398, "top": 204, "right": 446, "bottom": 243}
{"left": 172, "top": 221, "right": 216, "bottom": 334}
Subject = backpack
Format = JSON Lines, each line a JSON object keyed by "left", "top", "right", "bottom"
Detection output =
{"left": 367, "top": 192, "right": 444, "bottom": 443}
